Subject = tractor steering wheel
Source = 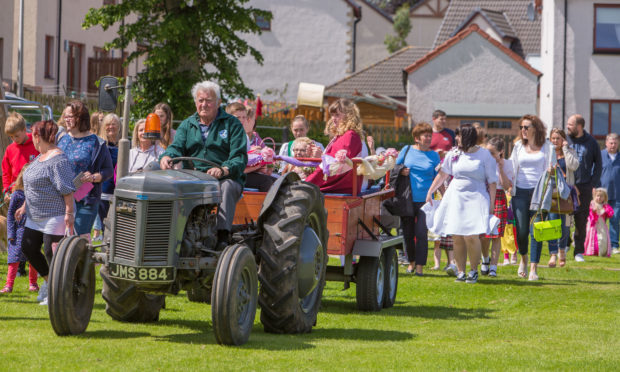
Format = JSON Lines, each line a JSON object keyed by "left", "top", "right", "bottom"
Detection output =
{"left": 169, "top": 157, "right": 223, "bottom": 172}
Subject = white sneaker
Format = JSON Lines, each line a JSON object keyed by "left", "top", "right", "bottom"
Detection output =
{"left": 37, "top": 281, "right": 48, "bottom": 302}
{"left": 445, "top": 264, "right": 457, "bottom": 277}
{"left": 575, "top": 254, "right": 585, "bottom": 262}
{"left": 39, "top": 297, "right": 48, "bottom": 306}
{"left": 612, "top": 248, "right": 620, "bottom": 255}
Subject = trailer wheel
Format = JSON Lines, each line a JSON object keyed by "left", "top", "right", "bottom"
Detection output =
{"left": 211, "top": 244, "right": 258, "bottom": 346}
{"left": 100, "top": 266, "right": 165, "bottom": 322}
{"left": 48, "top": 236, "right": 95, "bottom": 335}
{"left": 356, "top": 254, "right": 385, "bottom": 311}
{"left": 258, "top": 180, "right": 328, "bottom": 334}
{"left": 382, "top": 247, "right": 398, "bottom": 308}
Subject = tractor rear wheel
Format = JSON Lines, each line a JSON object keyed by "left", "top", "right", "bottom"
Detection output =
{"left": 48, "top": 236, "right": 95, "bottom": 335}
{"left": 258, "top": 180, "right": 328, "bottom": 334}
{"left": 356, "top": 254, "right": 385, "bottom": 311}
{"left": 211, "top": 244, "right": 258, "bottom": 346}
{"left": 100, "top": 266, "right": 165, "bottom": 322}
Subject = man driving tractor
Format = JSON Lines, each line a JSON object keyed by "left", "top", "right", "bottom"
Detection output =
{"left": 159, "top": 81, "right": 247, "bottom": 250}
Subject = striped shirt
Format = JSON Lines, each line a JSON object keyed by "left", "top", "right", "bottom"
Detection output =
{"left": 24, "top": 153, "right": 76, "bottom": 220}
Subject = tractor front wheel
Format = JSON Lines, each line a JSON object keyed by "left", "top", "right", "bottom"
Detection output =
{"left": 48, "top": 236, "right": 95, "bottom": 335}
{"left": 211, "top": 244, "right": 258, "bottom": 346}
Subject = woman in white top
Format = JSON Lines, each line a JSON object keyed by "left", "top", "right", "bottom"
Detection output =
{"left": 509, "top": 115, "right": 556, "bottom": 281}
{"left": 129, "top": 119, "right": 165, "bottom": 173}
{"left": 426, "top": 125, "right": 498, "bottom": 284}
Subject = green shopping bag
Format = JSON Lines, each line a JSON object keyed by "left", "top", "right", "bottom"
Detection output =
{"left": 533, "top": 219, "right": 562, "bottom": 242}
{"left": 531, "top": 172, "right": 563, "bottom": 242}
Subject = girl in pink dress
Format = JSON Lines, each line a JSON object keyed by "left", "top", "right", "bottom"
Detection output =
{"left": 584, "top": 188, "right": 614, "bottom": 257}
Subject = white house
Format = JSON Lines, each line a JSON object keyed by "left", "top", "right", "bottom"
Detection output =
{"left": 539, "top": 0, "right": 620, "bottom": 138}
{"left": 236, "top": 0, "right": 361, "bottom": 102}
{"left": 405, "top": 24, "right": 541, "bottom": 135}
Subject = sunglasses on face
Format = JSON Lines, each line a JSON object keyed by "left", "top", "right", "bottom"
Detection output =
{"left": 520, "top": 125, "right": 531, "bottom": 130}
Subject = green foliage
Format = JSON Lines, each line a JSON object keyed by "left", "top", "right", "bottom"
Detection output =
{"left": 83, "top": 0, "right": 271, "bottom": 119}
{"left": 384, "top": 3, "right": 411, "bottom": 53}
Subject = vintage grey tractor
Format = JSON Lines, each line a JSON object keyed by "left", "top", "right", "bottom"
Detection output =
{"left": 46, "top": 157, "right": 328, "bottom": 346}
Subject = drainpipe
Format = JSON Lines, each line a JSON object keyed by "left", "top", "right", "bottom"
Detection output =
{"left": 351, "top": 9, "right": 361, "bottom": 73}
{"left": 561, "top": 0, "right": 567, "bottom": 128}
{"left": 56, "top": 0, "right": 62, "bottom": 96}
{"left": 17, "top": 0, "right": 24, "bottom": 97}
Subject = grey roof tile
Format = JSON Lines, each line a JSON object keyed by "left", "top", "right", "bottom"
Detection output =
{"left": 434, "top": 0, "right": 540, "bottom": 58}
{"left": 325, "top": 46, "right": 429, "bottom": 98}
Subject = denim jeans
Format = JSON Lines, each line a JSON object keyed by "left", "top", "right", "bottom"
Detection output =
{"left": 512, "top": 187, "right": 543, "bottom": 263}
{"left": 74, "top": 200, "right": 100, "bottom": 235}
{"left": 547, "top": 213, "right": 570, "bottom": 253}
{"left": 609, "top": 199, "right": 620, "bottom": 249}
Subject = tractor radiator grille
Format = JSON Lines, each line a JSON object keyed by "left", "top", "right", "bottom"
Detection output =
{"left": 113, "top": 199, "right": 137, "bottom": 261}
{"left": 143, "top": 201, "right": 173, "bottom": 263}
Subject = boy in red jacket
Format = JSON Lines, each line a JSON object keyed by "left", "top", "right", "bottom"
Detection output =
{"left": 2, "top": 112, "right": 39, "bottom": 202}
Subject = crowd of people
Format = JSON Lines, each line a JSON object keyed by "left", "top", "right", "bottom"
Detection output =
{"left": 1, "top": 80, "right": 618, "bottom": 307}
{"left": 394, "top": 110, "right": 617, "bottom": 283}
{"left": 0, "top": 98, "right": 182, "bottom": 304}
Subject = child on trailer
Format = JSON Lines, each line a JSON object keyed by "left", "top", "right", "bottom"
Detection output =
{"left": 1, "top": 166, "right": 39, "bottom": 293}
{"left": 584, "top": 188, "right": 614, "bottom": 257}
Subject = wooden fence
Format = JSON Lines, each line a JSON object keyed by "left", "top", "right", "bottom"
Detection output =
{"left": 24, "top": 91, "right": 99, "bottom": 116}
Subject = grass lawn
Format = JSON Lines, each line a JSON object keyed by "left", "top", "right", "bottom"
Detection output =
{"left": 0, "top": 249, "right": 618, "bottom": 371}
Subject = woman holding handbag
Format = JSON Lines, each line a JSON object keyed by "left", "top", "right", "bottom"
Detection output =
{"left": 547, "top": 129, "right": 579, "bottom": 267}
{"left": 394, "top": 123, "right": 440, "bottom": 275}
{"left": 510, "top": 115, "right": 556, "bottom": 280}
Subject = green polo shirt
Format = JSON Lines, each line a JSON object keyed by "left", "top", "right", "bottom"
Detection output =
{"left": 161, "top": 108, "right": 248, "bottom": 186}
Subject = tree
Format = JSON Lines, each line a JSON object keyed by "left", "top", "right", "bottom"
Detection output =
{"left": 384, "top": 4, "right": 411, "bottom": 53}
{"left": 83, "top": 0, "right": 271, "bottom": 118}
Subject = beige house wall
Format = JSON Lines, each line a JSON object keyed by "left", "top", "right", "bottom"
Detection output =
{"left": 0, "top": 0, "right": 142, "bottom": 95}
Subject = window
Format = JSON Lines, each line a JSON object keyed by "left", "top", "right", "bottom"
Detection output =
{"left": 594, "top": 4, "right": 620, "bottom": 52}
{"left": 487, "top": 120, "right": 512, "bottom": 129}
{"left": 591, "top": 100, "right": 620, "bottom": 138}
{"left": 255, "top": 15, "right": 271, "bottom": 31}
{"left": 44, "top": 36, "right": 54, "bottom": 79}
{"left": 460, "top": 120, "right": 481, "bottom": 126}
{"left": 66, "top": 42, "right": 84, "bottom": 92}
{"left": 93, "top": 46, "right": 109, "bottom": 59}
{"left": 103, "top": 0, "right": 116, "bottom": 5}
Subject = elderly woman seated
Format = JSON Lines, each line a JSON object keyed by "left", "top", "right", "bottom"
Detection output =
{"left": 280, "top": 137, "right": 316, "bottom": 180}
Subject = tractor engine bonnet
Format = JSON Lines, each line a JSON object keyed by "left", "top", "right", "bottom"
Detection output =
{"left": 115, "top": 169, "right": 221, "bottom": 202}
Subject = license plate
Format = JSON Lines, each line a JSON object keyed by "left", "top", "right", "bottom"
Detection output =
{"left": 109, "top": 263, "right": 174, "bottom": 282}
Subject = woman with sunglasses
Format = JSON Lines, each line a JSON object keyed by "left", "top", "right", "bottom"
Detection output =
{"left": 509, "top": 115, "right": 556, "bottom": 280}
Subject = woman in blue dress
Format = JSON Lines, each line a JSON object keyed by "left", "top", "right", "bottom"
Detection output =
{"left": 57, "top": 101, "right": 113, "bottom": 238}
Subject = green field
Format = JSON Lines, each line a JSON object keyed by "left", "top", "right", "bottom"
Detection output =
{"left": 0, "top": 251, "right": 618, "bottom": 371}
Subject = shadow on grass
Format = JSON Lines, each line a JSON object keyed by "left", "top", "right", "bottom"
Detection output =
{"left": 320, "top": 300, "right": 496, "bottom": 320}
{"left": 0, "top": 316, "right": 48, "bottom": 321}
{"left": 151, "top": 318, "right": 414, "bottom": 349}
{"left": 77, "top": 330, "right": 151, "bottom": 339}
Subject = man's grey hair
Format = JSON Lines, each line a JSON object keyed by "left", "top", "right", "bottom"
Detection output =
{"left": 607, "top": 132, "right": 619, "bottom": 141}
{"left": 191, "top": 81, "right": 221, "bottom": 101}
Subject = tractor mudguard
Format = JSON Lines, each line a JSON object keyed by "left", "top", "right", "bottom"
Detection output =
{"left": 257, "top": 171, "right": 301, "bottom": 228}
